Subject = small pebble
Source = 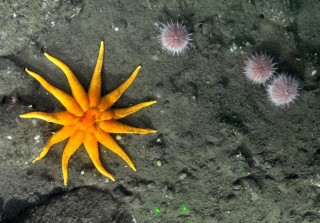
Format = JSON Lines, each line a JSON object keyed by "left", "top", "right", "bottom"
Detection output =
{"left": 179, "top": 173, "right": 187, "bottom": 181}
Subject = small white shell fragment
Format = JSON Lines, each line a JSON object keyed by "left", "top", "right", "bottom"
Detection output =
{"left": 179, "top": 173, "right": 187, "bottom": 181}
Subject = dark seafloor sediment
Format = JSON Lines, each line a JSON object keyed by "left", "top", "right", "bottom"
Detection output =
{"left": 0, "top": 0, "right": 319, "bottom": 222}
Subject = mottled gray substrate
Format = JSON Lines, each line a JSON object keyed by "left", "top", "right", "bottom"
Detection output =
{"left": 0, "top": 0, "right": 319, "bottom": 222}
{"left": 0, "top": 0, "right": 82, "bottom": 56}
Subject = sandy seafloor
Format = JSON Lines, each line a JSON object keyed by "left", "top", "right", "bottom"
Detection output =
{"left": 0, "top": 0, "right": 319, "bottom": 222}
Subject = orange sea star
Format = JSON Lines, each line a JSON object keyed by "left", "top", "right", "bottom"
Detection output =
{"left": 20, "top": 41, "right": 156, "bottom": 185}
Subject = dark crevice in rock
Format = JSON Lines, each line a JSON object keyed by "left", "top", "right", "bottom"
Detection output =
{"left": 1, "top": 186, "right": 113, "bottom": 223}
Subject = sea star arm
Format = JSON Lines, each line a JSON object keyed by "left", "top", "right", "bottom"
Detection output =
{"left": 112, "top": 101, "right": 157, "bottom": 119}
{"left": 33, "top": 125, "right": 78, "bottom": 163}
{"left": 98, "top": 66, "right": 141, "bottom": 112}
{"left": 44, "top": 53, "right": 90, "bottom": 111}
{"left": 20, "top": 111, "right": 77, "bottom": 125}
{"left": 25, "top": 68, "right": 84, "bottom": 117}
{"left": 94, "top": 127, "right": 136, "bottom": 171}
{"left": 83, "top": 133, "right": 115, "bottom": 181}
{"left": 96, "top": 101, "right": 156, "bottom": 121}
{"left": 88, "top": 41, "right": 104, "bottom": 107}
{"left": 62, "top": 130, "right": 85, "bottom": 185}
{"left": 97, "top": 110, "right": 114, "bottom": 121}
{"left": 98, "top": 120, "right": 156, "bottom": 134}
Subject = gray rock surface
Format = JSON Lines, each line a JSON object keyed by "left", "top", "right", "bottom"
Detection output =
{"left": 0, "top": 0, "right": 82, "bottom": 56}
{"left": 14, "top": 188, "right": 118, "bottom": 223}
{"left": 0, "top": 59, "right": 34, "bottom": 98}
